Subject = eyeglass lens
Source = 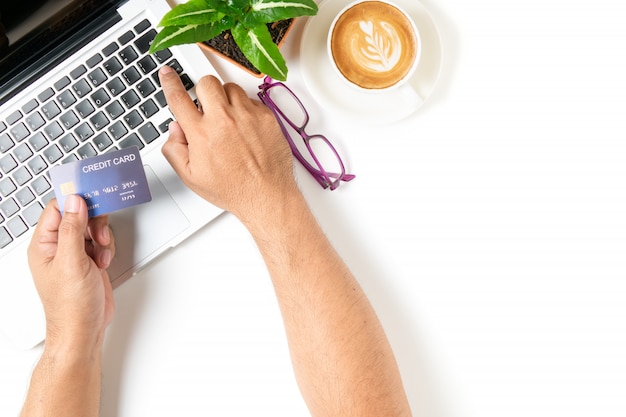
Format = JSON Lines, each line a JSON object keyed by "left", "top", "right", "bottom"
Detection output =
{"left": 267, "top": 86, "right": 345, "bottom": 180}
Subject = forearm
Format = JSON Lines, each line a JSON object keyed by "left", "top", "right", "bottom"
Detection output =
{"left": 243, "top": 194, "right": 411, "bottom": 417}
{"left": 20, "top": 337, "right": 104, "bottom": 417}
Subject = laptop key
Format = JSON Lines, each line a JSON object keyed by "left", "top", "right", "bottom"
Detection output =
{"left": 41, "top": 101, "right": 61, "bottom": 120}
{"left": 38, "top": 88, "right": 55, "bottom": 103}
{"left": 90, "top": 111, "right": 110, "bottom": 131}
{"left": 77, "top": 143, "right": 97, "bottom": 159}
{"left": 0, "top": 177, "right": 17, "bottom": 197}
{"left": 53, "top": 76, "right": 71, "bottom": 91}
{"left": 121, "top": 89, "right": 140, "bottom": 108}
{"left": 138, "top": 122, "right": 159, "bottom": 144}
{"left": 7, "top": 216, "right": 28, "bottom": 238}
{"left": 122, "top": 67, "right": 141, "bottom": 85}
{"left": 108, "top": 121, "right": 128, "bottom": 140}
{"left": 119, "top": 45, "right": 139, "bottom": 65}
{"left": 43, "top": 121, "right": 64, "bottom": 140}
{"left": 137, "top": 55, "right": 157, "bottom": 74}
{"left": 23, "top": 202, "right": 44, "bottom": 227}
{"left": 62, "top": 154, "right": 79, "bottom": 164}
{"left": 70, "top": 64, "right": 87, "bottom": 79}
{"left": 0, "top": 154, "right": 18, "bottom": 174}
{"left": 73, "top": 79, "right": 93, "bottom": 98}
{"left": 0, "top": 198, "right": 19, "bottom": 218}
{"left": 27, "top": 155, "right": 48, "bottom": 175}
{"left": 60, "top": 110, "right": 80, "bottom": 129}
{"left": 43, "top": 144, "right": 63, "bottom": 164}
{"left": 88, "top": 68, "right": 108, "bottom": 87}
{"left": 76, "top": 100, "right": 95, "bottom": 118}
{"left": 134, "top": 29, "right": 157, "bottom": 54}
{"left": 0, "top": 227, "right": 12, "bottom": 249}
{"left": 28, "top": 132, "right": 48, "bottom": 152}
{"left": 103, "top": 56, "right": 123, "bottom": 76}
{"left": 13, "top": 143, "right": 33, "bottom": 163}
{"left": 0, "top": 133, "right": 15, "bottom": 153}
{"left": 105, "top": 101, "right": 125, "bottom": 120}
{"left": 134, "top": 19, "right": 151, "bottom": 34}
{"left": 6, "top": 110, "right": 22, "bottom": 126}
{"left": 75, "top": 123, "right": 94, "bottom": 141}
{"left": 25, "top": 111, "right": 45, "bottom": 130}
{"left": 31, "top": 176, "right": 51, "bottom": 195}
{"left": 158, "top": 118, "right": 173, "bottom": 133}
{"left": 59, "top": 134, "right": 79, "bottom": 153}
{"left": 106, "top": 77, "right": 126, "bottom": 96}
{"left": 42, "top": 190, "right": 56, "bottom": 205}
{"left": 22, "top": 99, "right": 39, "bottom": 114}
{"left": 136, "top": 78, "right": 156, "bottom": 98}
{"left": 91, "top": 88, "right": 111, "bottom": 107}
{"left": 12, "top": 166, "right": 32, "bottom": 186}
{"left": 118, "top": 30, "right": 135, "bottom": 45}
{"left": 124, "top": 110, "right": 143, "bottom": 129}
{"left": 93, "top": 132, "right": 113, "bottom": 152}
{"left": 139, "top": 99, "right": 158, "bottom": 118}
{"left": 86, "top": 53, "right": 103, "bottom": 68}
{"left": 57, "top": 90, "right": 77, "bottom": 109}
{"left": 154, "top": 48, "right": 173, "bottom": 63}
{"left": 10, "top": 123, "right": 30, "bottom": 142}
{"left": 16, "top": 187, "right": 35, "bottom": 207}
{"left": 155, "top": 90, "right": 167, "bottom": 107}
{"left": 102, "top": 42, "right": 120, "bottom": 57}
{"left": 119, "top": 133, "right": 143, "bottom": 150}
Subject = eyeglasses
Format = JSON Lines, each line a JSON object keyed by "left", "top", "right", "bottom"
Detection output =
{"left": 258, "top": 77, "right": 355, "bottom": 190}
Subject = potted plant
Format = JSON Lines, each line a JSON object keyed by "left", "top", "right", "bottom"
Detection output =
{"left": 149, "top": 0, "right": 318, "bottom": 81}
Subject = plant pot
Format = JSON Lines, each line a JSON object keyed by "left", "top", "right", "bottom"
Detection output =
{"left": 197, "top": 18, "right": 295, "bottom": 78}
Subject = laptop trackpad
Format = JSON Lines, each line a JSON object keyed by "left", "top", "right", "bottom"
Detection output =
{"left": 107, "top": 165, "right": 189, "bottom": 283}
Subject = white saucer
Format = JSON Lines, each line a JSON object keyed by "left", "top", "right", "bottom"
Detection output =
{"left": 300, "top": 0, "right": 442, "bottom": 124}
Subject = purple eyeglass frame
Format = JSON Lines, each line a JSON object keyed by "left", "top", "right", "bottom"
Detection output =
{"left": 258, "top": 76, "right": 355, "bottom": 190}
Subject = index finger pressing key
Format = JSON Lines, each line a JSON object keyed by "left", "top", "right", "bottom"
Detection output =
{"left": 159, "top": 65, "right": 201, "bottom": 128}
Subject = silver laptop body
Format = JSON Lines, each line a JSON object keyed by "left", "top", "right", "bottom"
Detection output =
{"left": 0, "top": 0, "right": 224, "bottom": 349}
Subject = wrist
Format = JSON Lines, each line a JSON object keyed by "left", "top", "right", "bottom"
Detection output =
{"left": 44, "top": 325, "right": 106, "bottom": 362}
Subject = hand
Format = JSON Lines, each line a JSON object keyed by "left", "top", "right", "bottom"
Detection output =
{"left": 27, "top": 195, "right": 116, "bottom": 346}
{"left": 158, "top": 66, "right": 298, "bottom": 225}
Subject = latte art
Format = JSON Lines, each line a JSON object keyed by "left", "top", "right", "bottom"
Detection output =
{"left": 357, "top": 20, "right": 403, "bottom": 72}
{"left": 330, "top": 1, "right": 418, "bottom": 90}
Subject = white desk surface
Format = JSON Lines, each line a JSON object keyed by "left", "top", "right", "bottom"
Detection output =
{"left": 2, "top": 0, "right": 626, "bottom": 416}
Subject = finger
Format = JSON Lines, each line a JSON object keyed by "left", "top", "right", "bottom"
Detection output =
{"left": 56, "top": 194, "right": 90, "bottom": 265}
{"left": 161, "top": 120, "right": 191, "bottom": 180}
{"left": 88, "top": 215, "right": 114, "bottom": 269}
{"left": 28, "top": 199, "right": 62, "bottom": 261}
{"left": 195, "top": 75, "right": 229, "bottom": 109}
{"left": 159, "top": 65, "right": 201, "bottom": 128}
{"left": 223, "top": 82, "right": 252, "bottom": 107}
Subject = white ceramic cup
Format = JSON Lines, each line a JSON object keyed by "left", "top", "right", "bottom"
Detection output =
{"left": 327, "top": 0, "right": 422, "bottom": 104}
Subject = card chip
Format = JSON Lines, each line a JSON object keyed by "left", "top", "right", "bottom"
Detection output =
{"left": 60, "top": 182, "right": 76, "bottom": 195}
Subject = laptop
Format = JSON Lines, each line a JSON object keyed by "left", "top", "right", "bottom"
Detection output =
{"left": 0, "top": 0, "right": 224, "bottom": 350}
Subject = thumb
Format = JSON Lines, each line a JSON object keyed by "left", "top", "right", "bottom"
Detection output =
{"left": 56, "top": 194, "right": 89, "bottom": 261}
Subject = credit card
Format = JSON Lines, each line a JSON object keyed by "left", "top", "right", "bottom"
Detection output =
{"left": 49, "top": 146, "right": 152, "bottom": 217}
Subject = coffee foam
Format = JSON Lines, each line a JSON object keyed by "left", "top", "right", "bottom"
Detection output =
{"left": 330, "top": 1, "right": 417, "bottom": 90}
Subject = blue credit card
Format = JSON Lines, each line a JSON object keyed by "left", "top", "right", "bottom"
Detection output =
{"left": 49, "top": 146, "right": 152, "bottom": 217}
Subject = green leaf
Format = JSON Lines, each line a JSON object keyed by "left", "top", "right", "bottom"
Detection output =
{"left": 159, "top": 0, "right": 221, "bottom": 27}
{"left": 213, "top": 0, "right": 251, "bottom": 19}
{"left": 149, "top": 18, "right": 233, "bottom": 54}
{"left": 231, "top": 22, "right": 288, "bottom": 80}
{"left": 246, "top": 0, "right": 318, "bottom": 25}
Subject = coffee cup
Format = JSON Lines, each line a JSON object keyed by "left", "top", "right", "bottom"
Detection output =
{"left": 327, "top": 0, "right": 422, "bottom": 104}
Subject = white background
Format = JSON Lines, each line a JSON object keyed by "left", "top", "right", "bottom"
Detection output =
{"left": 2, "top": 0, "right": 626, "bottom": 416}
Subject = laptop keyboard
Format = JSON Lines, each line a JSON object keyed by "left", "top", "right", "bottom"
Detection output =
{"left": 0, "top": 19, "right": 193, "bottom": 251}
